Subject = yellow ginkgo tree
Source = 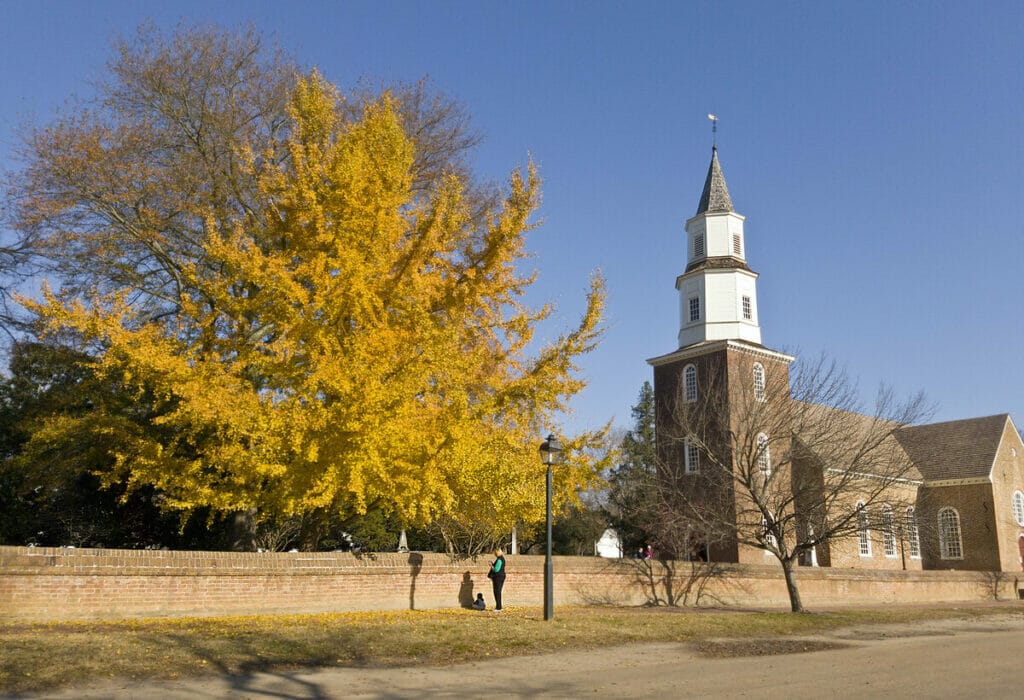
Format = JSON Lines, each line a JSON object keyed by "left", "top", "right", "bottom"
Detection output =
{"left": 24, "top": 72, "right": 607, "bottom": 532}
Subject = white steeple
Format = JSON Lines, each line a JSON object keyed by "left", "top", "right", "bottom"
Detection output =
{"left": 676, "top": 147, "right": 762, "bottom": 348}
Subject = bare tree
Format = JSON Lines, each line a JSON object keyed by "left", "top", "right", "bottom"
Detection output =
{"left": 5, "top": 24, "right": 486, "bottom": 327}
{"left": 656, "top": 351, "right": 932, "bottom": 612}
{"left": 427, "top": 515, "right": 511, "bottom": 560}
{"left": 252, "top": 516, "right": 303, "bottom": 552}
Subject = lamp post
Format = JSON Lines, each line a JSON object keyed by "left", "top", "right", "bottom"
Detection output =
{"left": 539, "top": 433, "right": 561, "bottom": 621}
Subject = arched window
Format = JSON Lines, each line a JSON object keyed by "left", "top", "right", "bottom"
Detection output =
{"left": 1012, "top": 491, "right": 1024, "bottom": 527}
{"left": 906, "top": 507, "right": 921, "bottom": 559}
{"left": 684, "top": 439, "right": 699, "bottom": 474}
{"left": 938, "top": 507, "right": 963, "bottom": 560}
{"left": 683, "top": 364, "right": 697, "bottom": 403}
{"left": 752, "top": 363, "right": 766, "bottom": 402}
{"left": 881, "top": 505, "right": 896, "bottom": 558}
{"left": 762, "top": 515, "right": 777, "bottom": 552}
{"left": 856, "top": 501, "right": 871, "bottom": 557}
{"left": 756, "top": 433, "right": 771, "bottom": 476}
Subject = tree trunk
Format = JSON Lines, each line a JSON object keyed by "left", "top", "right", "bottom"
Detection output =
{"left": 780, "top": 557, "right": 804, "bottom": 612}
{"left": 230, "top": 507, "right": 258, "bottom": 551}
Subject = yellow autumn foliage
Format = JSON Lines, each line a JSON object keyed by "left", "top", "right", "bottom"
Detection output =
{"left": 25, "top": 72, "right": 608, "bottom": 528}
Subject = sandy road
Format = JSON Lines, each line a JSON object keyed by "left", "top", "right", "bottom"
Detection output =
{"left": 19, "top": 614, "right": 1024, "bottom": 699}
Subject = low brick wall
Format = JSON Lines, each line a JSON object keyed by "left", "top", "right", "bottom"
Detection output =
{"left": 1, "top": 546, "right": 1020, "bottom": 622}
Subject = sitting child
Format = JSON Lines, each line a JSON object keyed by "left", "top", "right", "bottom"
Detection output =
{"left": 472, "top": 593, "right": 486, "bottom": 610}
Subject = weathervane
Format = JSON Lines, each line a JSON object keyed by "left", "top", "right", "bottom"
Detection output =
{"left": 707, "top": 113, "right": 718, "bottom": 148}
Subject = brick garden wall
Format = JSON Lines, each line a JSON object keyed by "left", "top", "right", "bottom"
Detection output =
{"left": 1, "top": 546, "right": 1020, "bottom": 622}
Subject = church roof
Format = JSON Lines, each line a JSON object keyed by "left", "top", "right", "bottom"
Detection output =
{"left": 893, "top": 414, "right": 1009, "bottom": 481}
{"left": 696, "top": 146, "right": 734, "bottom": 215}
{"left": 683, "top": 257, "right": 752, "bottom": 275}
{"left": 791, "top": 401, "right": 923, "bottom": 482}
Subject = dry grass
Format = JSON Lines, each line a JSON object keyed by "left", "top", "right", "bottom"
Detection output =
{"left": 1, "top": 604, "right": 1020, "bottom": 695}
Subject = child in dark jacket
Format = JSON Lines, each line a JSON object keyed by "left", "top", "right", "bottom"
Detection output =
{"left": 472, "top": 593, "right": 486, "bottom": 610}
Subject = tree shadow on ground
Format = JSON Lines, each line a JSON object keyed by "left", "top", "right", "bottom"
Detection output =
{"left": 632, "top": 558, "right": 728, "bottom": 607}
{"left": 571, "top": 558, "right": 728, "bottom": 607}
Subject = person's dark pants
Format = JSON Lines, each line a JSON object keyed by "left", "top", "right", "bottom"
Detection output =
{"left": 492, "top": 574, "right": 505, "bottom": 610}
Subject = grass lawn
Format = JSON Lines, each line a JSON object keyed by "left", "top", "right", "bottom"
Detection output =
{"left": 2, "top": 604, "right": 1020, "bottom": 695}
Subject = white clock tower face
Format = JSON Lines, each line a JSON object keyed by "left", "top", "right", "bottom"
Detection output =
{"left": 677, "top": 148, "right": 762, "bottom": 349}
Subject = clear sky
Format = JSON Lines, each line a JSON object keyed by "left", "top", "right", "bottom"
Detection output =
{"left": 2, "top": 1, "right": 1022, "bottom": 436}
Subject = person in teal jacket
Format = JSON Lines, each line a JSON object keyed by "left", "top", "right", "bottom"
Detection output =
{"left": 487, "top": 547, "right": 506, "bottom": 611}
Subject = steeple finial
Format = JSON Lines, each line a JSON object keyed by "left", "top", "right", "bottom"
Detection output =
{"left": 708, "top": 113, "right": 718, "bottom": 148}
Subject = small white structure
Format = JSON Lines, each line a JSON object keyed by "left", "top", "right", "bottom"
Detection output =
{"left": 594, "top": 528, "right": 623, "bottom": 558}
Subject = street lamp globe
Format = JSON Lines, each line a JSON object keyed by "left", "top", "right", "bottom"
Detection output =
{"left": 539, "top": 434, "right": 562, "bottom": 465}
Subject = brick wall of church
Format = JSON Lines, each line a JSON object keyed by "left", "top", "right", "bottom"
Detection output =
{"left": 990, "top": 424, "right": 1024, "bottom": 571}
{"left": 918, "top": 482, "right": 999, "bottom": 571}
{"left": 653, "top": 349, "right": 738, "bottom": 563}
{"left": 652, "top": 346, "right": 794, "bottom": 565}
{"left": 822, "top": 483, "right": 926, "bottom": 571}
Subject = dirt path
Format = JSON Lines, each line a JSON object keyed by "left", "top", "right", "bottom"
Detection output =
{"left": 20, "top": 614, "right": 1024, "bottom": 699}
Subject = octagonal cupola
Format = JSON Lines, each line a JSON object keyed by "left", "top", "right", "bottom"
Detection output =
{"left": 676, "top": 147, "right": 762, "bottom": 348}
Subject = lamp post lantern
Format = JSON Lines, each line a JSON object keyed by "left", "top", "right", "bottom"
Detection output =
{"left": 539, "top": 433, "right": 562, "bottom": 621}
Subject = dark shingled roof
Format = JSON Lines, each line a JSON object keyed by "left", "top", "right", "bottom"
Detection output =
{"left": 696, "top": 146, "right": 734, "bottom": 215}
{"left": 684, "top": 256, "right": 752, "bottom": 274}
{"left": 893, "top": 414, "right": 1009, "bottom": 481}
{"left": 792, "top": 401, "right": 923, "bottom": 482}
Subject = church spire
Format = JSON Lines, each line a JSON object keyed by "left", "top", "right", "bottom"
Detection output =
{"left": 677, "top": 145, "right": 760, "bottom": 349}
{"left": 695, "top": 147, "right": 733, "bottom": 215}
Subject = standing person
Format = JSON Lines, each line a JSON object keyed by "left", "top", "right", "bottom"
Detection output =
{"left": 488, "top": 547, "right": 507, "bottom": 612}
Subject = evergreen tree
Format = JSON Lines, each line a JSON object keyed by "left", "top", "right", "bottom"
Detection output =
{"left": 606, "top": 381, "right": 657, "bottom": 551}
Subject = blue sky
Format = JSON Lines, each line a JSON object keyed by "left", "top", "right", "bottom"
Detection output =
{"left": 2, "top": 1, "right": 1022, "bottom": 435}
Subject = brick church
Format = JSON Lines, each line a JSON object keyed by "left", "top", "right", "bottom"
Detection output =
{"left": 647, "top": 147, "right": 1024, "bottom": 572}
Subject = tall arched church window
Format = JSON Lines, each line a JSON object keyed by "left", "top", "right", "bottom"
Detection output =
{"left": 881, "top": 505, "right": 896, "bottom": 558}
{"left": 756, "top": 433, "right": 771, "bottom": 476}
{"left": 1012, "top": 491, "right": 1024, "bottom": 526}
{"left": 938, "top": 507, "right": 963, "bottom": 560}
{"left": 683, "top": 365, "right": 697, "bottom": 403}
{"left": 856, "top": 501, "right": 871, "bottom": 557}
{"left": 906, "top": 507, "right": 921, "bottom": 558}
{"left": 753, "top": 363, "right": 766, "bottom": 402}
{"left": 762, "top": 515, "right": 777, "bottom": 552}
{"left": 684, "top": 439, "right": 699, "bottom": 474}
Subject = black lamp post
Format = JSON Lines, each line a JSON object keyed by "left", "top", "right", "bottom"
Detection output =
{"left": 539, "top": 433, "right": 561, "bottom": 621}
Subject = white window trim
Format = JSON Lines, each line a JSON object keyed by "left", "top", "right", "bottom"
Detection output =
{"left": 881, "top": 505, "right": 897, "bottom": 558}
{"left": 856, "top": 501, "right": 872, "bottom": 557}
{"left": 683, "top": 364, "right": 698, "bottom": 403}
{"left": 762, "top": 515, "right": 777, "bottom": 553}
{"left": 938, "top": 507, "right": 964, "bottom": 561}
{"left": 756, "top": 433, "right": 771, "bottom": 476}
{"left": 907, "top": 507, "right": 921, "bottom": 559}
{"left": 688, "top": 296, "right": 700, "bottom": 323}
{"left": 684, "top": 440, "right": 699, "bottom": 474}
{"left": 752, "top": 363, "right": 766, "bottom": 402}
{"left": 1012, "top": 491, "right": 1024, "bottom": 527}
{"left": 742, "top": 295, "right": 752, "bottom": 321}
